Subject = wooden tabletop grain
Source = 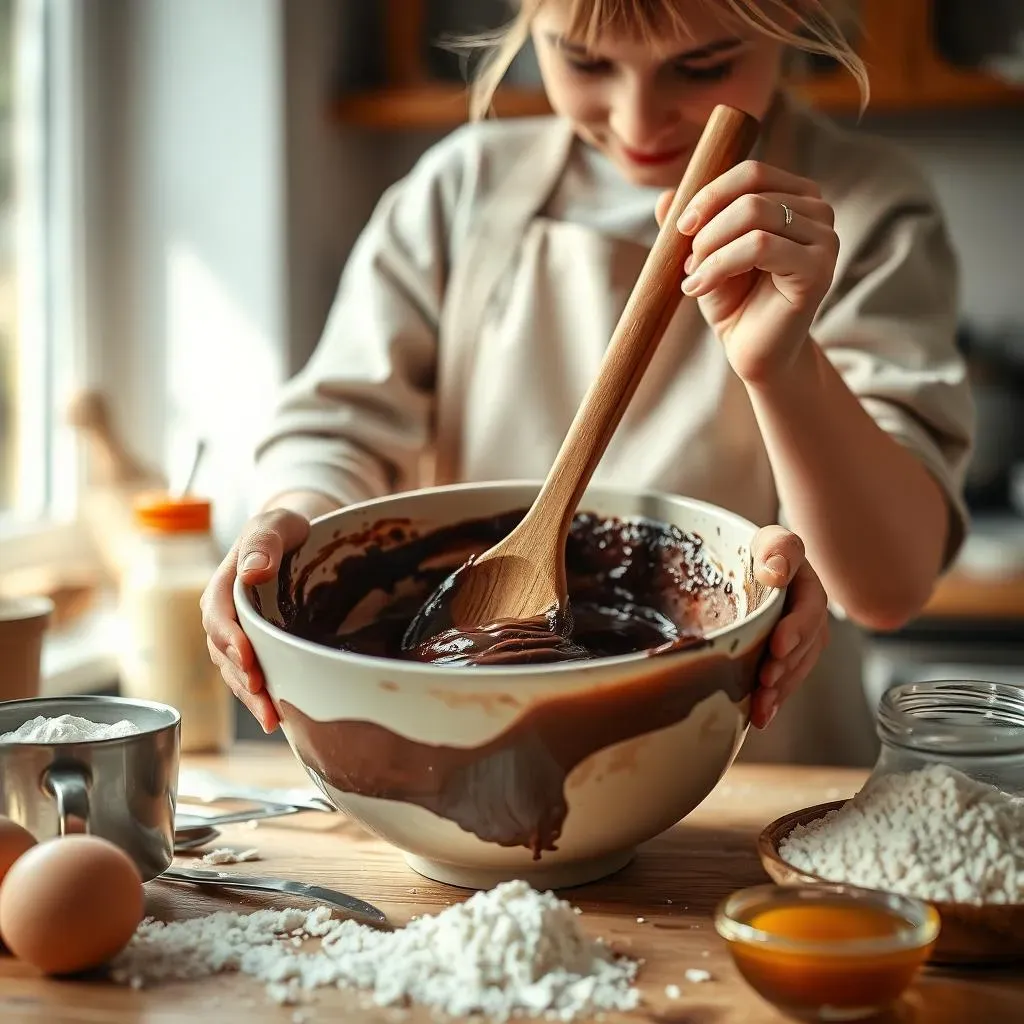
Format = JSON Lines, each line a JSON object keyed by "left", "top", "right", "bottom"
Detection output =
{"left": 1, "top": 745, "right": 1021, "bottom": 1023}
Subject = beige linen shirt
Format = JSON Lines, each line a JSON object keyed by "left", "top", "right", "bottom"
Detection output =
{"left": 254, "top": 93, "right": 973, "bottom": 766}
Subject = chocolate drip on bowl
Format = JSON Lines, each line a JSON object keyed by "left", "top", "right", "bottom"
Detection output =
{"left": 279, "top": 642, "right": 757, "bottom": 858}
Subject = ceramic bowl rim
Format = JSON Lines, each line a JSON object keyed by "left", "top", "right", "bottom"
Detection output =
{"left": 0, "top": 594, "right": 55, "bottom": 623}
{"left": 234, "top": 479, "right": 786, "bottom": 678}
{"left": 714, "top": 882, "right": 941, "bottom": 957}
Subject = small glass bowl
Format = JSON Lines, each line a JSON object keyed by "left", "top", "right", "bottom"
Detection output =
{"left": 715, "top": 884, "right": 939, "bottom": 1022}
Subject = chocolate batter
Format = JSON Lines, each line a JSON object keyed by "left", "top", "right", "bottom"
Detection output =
{"left": 277, "top": 510, "right": 737, "bottom": 666}
{"left": 272, "top": 509, "right": 765, "bottom": 857}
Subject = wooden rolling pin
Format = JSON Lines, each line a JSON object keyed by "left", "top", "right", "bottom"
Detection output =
{"left": 66, "top": 389, "right": 165, "bottom": 583}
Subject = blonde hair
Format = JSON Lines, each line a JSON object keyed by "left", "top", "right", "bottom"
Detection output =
{"left": 466, "top": 0, "right": 868, "bottom": 121}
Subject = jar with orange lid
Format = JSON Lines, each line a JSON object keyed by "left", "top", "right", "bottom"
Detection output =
{"left": 117, "top": 493, "right": 233, "bottom": 753}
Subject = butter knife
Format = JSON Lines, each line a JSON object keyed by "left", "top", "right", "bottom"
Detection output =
{"left": 161, "top": 866, "right": 387, "bottom": 925}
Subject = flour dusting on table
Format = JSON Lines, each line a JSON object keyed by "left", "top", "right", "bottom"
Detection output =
{"left": 110, "top": 879, "right": 639, "bottom": 1020}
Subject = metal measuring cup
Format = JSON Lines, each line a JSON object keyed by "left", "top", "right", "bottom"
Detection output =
{"left": 0, "top": 695, "right": 180, "bottom": 881}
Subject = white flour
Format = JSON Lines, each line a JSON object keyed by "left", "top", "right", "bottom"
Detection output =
{"left": 0, "top": 714, "right": 141, "bottom": 744}
{"left": 110, "top": 880, "right": 640, "bottom": 1020}
{"left": 200, "top": 848, "right": 261, "bottom": 865}
{"left": 780, "top": 763, "right": 1024, "bottom": 904}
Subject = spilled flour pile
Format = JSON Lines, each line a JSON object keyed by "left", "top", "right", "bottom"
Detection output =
{"left": 780, "top": 763, "right": 1024, "bottom": 904}
{"left": 110, "top": 879, "right": 640, "bottom": 1019}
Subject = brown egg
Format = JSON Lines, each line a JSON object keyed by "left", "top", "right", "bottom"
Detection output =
{"left": 0, "top": 835, "right": 144, "bottom": 974}
{"left": 0, "top": 816, "right": 36, "bottom": 885}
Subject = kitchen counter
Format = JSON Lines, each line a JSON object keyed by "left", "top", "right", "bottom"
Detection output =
{"left": 2, "top": 745, "right": 1023, "bottom": 1022}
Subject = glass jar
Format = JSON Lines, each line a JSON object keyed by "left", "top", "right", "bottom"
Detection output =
{"left": 871, "top": 679, "right": 1024, "bottom": 795}
{"left": 117, "top": 494, "right": 233, "bottom": 753}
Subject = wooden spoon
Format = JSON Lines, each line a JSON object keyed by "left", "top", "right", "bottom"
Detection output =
{"left": 411, "top": 105, "right": 761, "bottom": 646}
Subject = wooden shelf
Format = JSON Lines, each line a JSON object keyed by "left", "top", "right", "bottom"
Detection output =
{"left": 910, "top": 0, "right": 1024, "bottom": 110}
{"left": 330, "top": 0, "right": 1023, "bottom": 131}
{"left": 330, "top": 85, "right": 551, "bottom": 129}
{"left": 330, "top": 74, "right": 1023, "bottom": 130}
{"left": 907, "top": 66, "right": 1024, "bottom": 110}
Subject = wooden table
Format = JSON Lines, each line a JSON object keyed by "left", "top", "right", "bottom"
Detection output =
{"left": 2, "top": 746, "right": 1022, "bottom": 1022}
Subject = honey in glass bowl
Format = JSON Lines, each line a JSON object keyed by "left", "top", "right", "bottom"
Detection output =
{"left": 715, "top": 884, "right": 939, "bottom": 1021}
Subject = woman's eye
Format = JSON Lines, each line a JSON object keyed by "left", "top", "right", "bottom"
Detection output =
{"left": 673, "top": 60, "right": 735, "bottom": 82}
{"left": 564, "top": 56, "right": 613, "bottom": 76}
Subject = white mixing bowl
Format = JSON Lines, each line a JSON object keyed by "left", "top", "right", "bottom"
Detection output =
{"left": 236, "top": 481, "right": 784, "bottom": 889}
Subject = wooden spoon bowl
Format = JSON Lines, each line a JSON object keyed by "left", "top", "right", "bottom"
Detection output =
{"left": 759, "top": 801, "right": 1024, "bottom": 966}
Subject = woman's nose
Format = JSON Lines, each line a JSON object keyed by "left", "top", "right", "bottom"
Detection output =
{"left": 609, "top": 80, "right": 679, "bottom": 150}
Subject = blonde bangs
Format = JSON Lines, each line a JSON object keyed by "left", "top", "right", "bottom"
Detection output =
{"left": 557, "top": 0, "right": 696, "bottom": 48}
{"left": 468, "top": 0, "right": 868, "bottom": 120}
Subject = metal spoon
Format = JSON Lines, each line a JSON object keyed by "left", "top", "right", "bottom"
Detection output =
{"left": 160, "top": 866, "right": 387, "bottom": 925}
{"left": 173, "top": 824, "right": 221, "bottom": 852}
{"left": 175, "top": 801, "right": 303, "bottom": 830}
{"left": 174, "top": 437, "right": 207, "bottom": 497}
{"left": 172, "top": 798, "right": 313, "bottom": 852}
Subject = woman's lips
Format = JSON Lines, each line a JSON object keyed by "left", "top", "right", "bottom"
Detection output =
{"left": 620, "top": 142, "right": 687, "bottom": 166}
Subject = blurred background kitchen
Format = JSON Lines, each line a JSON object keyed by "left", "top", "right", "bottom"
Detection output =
{"left": 1, "top": 0, "right": 1022, "bottom": 757}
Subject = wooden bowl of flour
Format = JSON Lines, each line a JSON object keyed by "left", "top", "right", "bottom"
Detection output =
{"left": 759, "top": 801, "right": 1024, "bottom": 966}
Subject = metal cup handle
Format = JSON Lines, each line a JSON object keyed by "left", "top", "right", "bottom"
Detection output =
{"left": 44, "top": 764, "right": 92, "bottom": 835}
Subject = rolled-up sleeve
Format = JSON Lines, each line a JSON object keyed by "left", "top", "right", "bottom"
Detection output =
{"left": 811, "top": 158, "right": 975, "bottom": 568}
{"left": 252, "top": 139, "right": 467, "bottom": 511}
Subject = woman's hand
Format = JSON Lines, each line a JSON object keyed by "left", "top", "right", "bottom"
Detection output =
{"left": 656, "top": 161, "right": 839, "bottom": 387}
{"left": 749, "top": 526, "right": 829, "bottom": 730}
{"left": 200, "top": 508, "right": 311, "bottom": 734}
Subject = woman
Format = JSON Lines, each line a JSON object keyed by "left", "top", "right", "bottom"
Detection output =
{"left": 201, "top": 0, "right": 972, "bottom": 763}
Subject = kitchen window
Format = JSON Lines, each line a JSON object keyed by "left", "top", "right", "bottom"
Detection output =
{"left": 0, "top": 0, "right": 91, "bottom": 571}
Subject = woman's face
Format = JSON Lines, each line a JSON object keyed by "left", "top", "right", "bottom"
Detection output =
{"left": 531, "top": 1, "right": 784, "bottom": 187}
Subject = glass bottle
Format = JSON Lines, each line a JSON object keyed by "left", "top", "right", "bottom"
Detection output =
{"left": 118, "top": 494, "right": 233, "bottom": 753}
{"left": 870, "top": 679, "right": 1024, "bottom": 795}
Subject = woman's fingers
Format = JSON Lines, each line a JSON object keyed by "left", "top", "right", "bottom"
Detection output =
{"left": 765, "top": 561, "right": 828, "bottom": 668}
{"left": 682, "top": 230, "right": 828, "bottom": 299}
{"left": 752, "top": 526, "right": 805, "bottom": 589}
{"left": 749, "top": 526, "right": 829, "bottom": 730}
{"left": 201, "top": 549, "right": 254, "bottom": 667}
{"left": 686, "top": 192, "right": 835, "bottom": 272}
{"left": 207, "top": 637, "right": 278, "bottom": 733}
{"left": 753, "top": 627, "right": 829, "bottom": 730}
{"left": 750, "top": 686, "right": 777, "bottom": 730}
{"left": 678, "top": 161, "right": 822, "bottom": 234}
{"left": 761, "top": 609, "right": 830, "bottom": 689}
{"left": 202, "top": 509, "right": 310, "bottom": 663}
{"left": 200, "top": 507, "right": 309, "bottom": 733}
{"left": 236, "top": 509, "right": 311, "bottom": 584}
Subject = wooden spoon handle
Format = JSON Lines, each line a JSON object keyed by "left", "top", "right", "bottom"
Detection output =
{"left": 531, "top": 105, "right": 760, "bottom": 534}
